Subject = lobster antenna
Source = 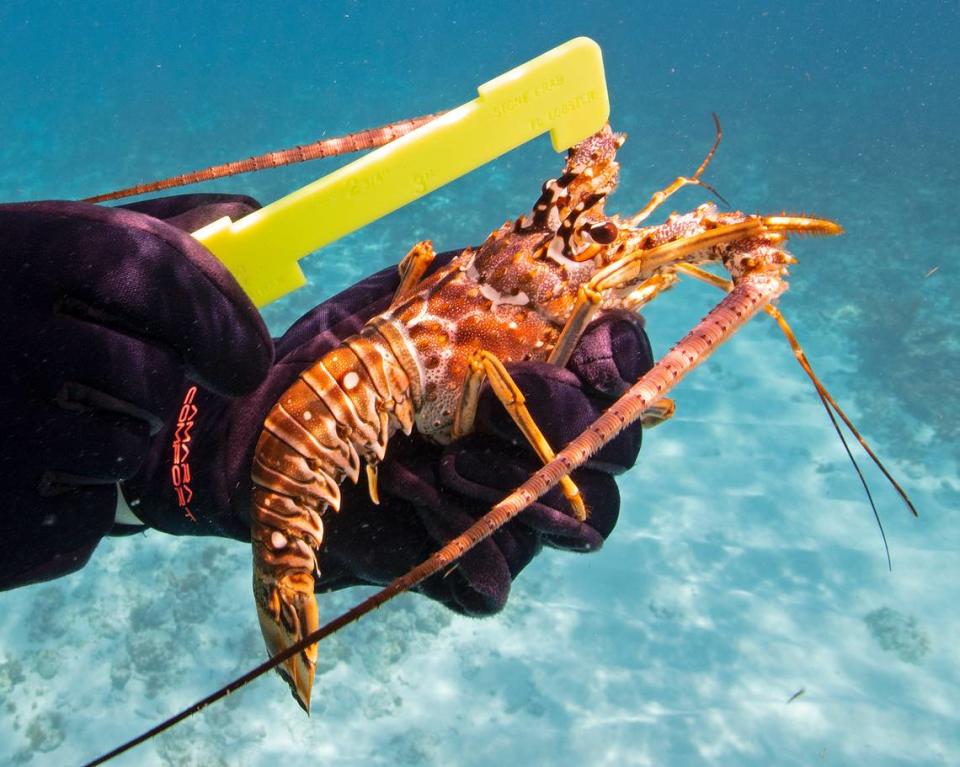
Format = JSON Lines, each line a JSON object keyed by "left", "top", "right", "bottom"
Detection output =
{"left": 765, "top": 304, "right": 918, "bottom": 519}
{"left": 82, "top": 111, "right": 444, "bottom": 203}
{"left": 812, "top": 381, "right": 892, "bottom": 570}
{"left": 83, "top": 257, "right": 789, "bottom": 766}
{"left": 673, "top": 262, "right": 913, "bottom": 569}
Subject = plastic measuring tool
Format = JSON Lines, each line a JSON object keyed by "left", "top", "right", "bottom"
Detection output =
{"left": 192, "top": 37, "right": 610, "bottom": 307}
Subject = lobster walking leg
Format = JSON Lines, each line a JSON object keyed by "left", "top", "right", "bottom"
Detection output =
{"left": 548, "top": 272, "right": 678, "bottom": 367}
{"left": 392, "top": 240, "right": 437, "bottom": 307}
{"left": 548, "top": 219, "right": 790, "bottom": 370}
{"left": 494, "top": 273, "right": 788, "bottom": 520}
{"left": 453, "top": 349, "right": 586, "bottom": 520}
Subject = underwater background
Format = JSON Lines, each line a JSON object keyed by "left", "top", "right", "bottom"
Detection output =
{"left": 1, "top": 1, "right": 957, "bottom": 764}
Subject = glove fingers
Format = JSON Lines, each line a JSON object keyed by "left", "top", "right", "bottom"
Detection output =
{"left": 441, "top": 435, "right": 617, "bottom": 551}
{"left": 317, "top": 482, "right": 434, "bottom": 587}
{"left": 378, "top": 449, "right": 516, "bottom": 615}
{"left": 416, "top": 534, "right": 517, "bottom": 616}
{"left": 569, "top": 311, "right": 654, "bottom": 398}
{"left": 2, "top": 202, "right": 272, "bottom": 396}
{"left": 320, "top": 467, "right": 515, "bottom": 617}
{"left": 417, "top": 553, "right": 515, "bottom": 616}
{"left": 118, "top": 193, "right": 261, "bottom": 233}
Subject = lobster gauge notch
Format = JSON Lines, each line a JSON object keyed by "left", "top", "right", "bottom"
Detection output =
{"left": 192, "top": 37, "right": 610, "bottom": 308}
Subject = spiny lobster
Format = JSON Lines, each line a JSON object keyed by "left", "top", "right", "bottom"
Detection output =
{"left": 246, "top": 123, "right": 853, "bottom": 711}
{"left": 79, "top": 115, "right": 918, "bottom": 765}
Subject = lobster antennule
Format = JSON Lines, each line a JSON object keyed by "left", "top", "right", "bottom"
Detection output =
{"left": 762, "top": 215, "right": 843, "bottom": 237}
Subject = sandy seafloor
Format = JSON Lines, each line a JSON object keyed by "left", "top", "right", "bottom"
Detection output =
{"left": 1, "top": 2, "right": 958, "bottom": 765}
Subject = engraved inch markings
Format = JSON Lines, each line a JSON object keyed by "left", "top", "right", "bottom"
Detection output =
{"left": 491, "top": 73, "right": 566, "bottom": 119}
{"left": 527, "top": 88, "right": 598, "bottom": 132}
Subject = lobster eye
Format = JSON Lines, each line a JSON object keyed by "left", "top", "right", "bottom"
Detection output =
{"left": 587, "top": 222, "right": 618, "bottom": 244}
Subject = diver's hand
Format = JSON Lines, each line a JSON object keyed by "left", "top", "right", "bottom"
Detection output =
{"left": 0, "top": 195, "right": 272, "bottom": 589}
{"left": 123, "top": 253, "right": 652, "bottom": 615}
{"left": 318, "top": 312, "right": 651, "bottom": 615}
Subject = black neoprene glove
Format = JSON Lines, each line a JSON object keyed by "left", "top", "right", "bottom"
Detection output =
{"left": 120, "top": 198, "right": 653, "bottom": 614}
{"left": 0, "top": 195, "right": 272, "bottom": 589}
{"left": 0, "top": 191, "right": 653, "bottom": 618}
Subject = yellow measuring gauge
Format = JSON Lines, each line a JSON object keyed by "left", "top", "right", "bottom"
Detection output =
{"left": 192, "top": 37, "right": 610, "bottom": 307}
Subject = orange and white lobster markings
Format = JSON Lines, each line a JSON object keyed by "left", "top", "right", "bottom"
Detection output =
{"left": 248, "top": 123, "right": 848, "bottom": 711}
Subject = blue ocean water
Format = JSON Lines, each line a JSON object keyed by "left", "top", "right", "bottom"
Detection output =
{"left": 1, "top": 1, "right": 957, "bottom": 764}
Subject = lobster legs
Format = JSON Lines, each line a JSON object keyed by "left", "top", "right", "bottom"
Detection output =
{"left": 453, "top": 349, "right": 587, "bottom": 521}
{"left": 392, "top": 240, "right": 438, "bottom": 307}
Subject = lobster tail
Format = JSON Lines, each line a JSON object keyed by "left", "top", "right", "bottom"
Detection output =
{"left": 250, "top": 328, "right": 417, "bottom": 710}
